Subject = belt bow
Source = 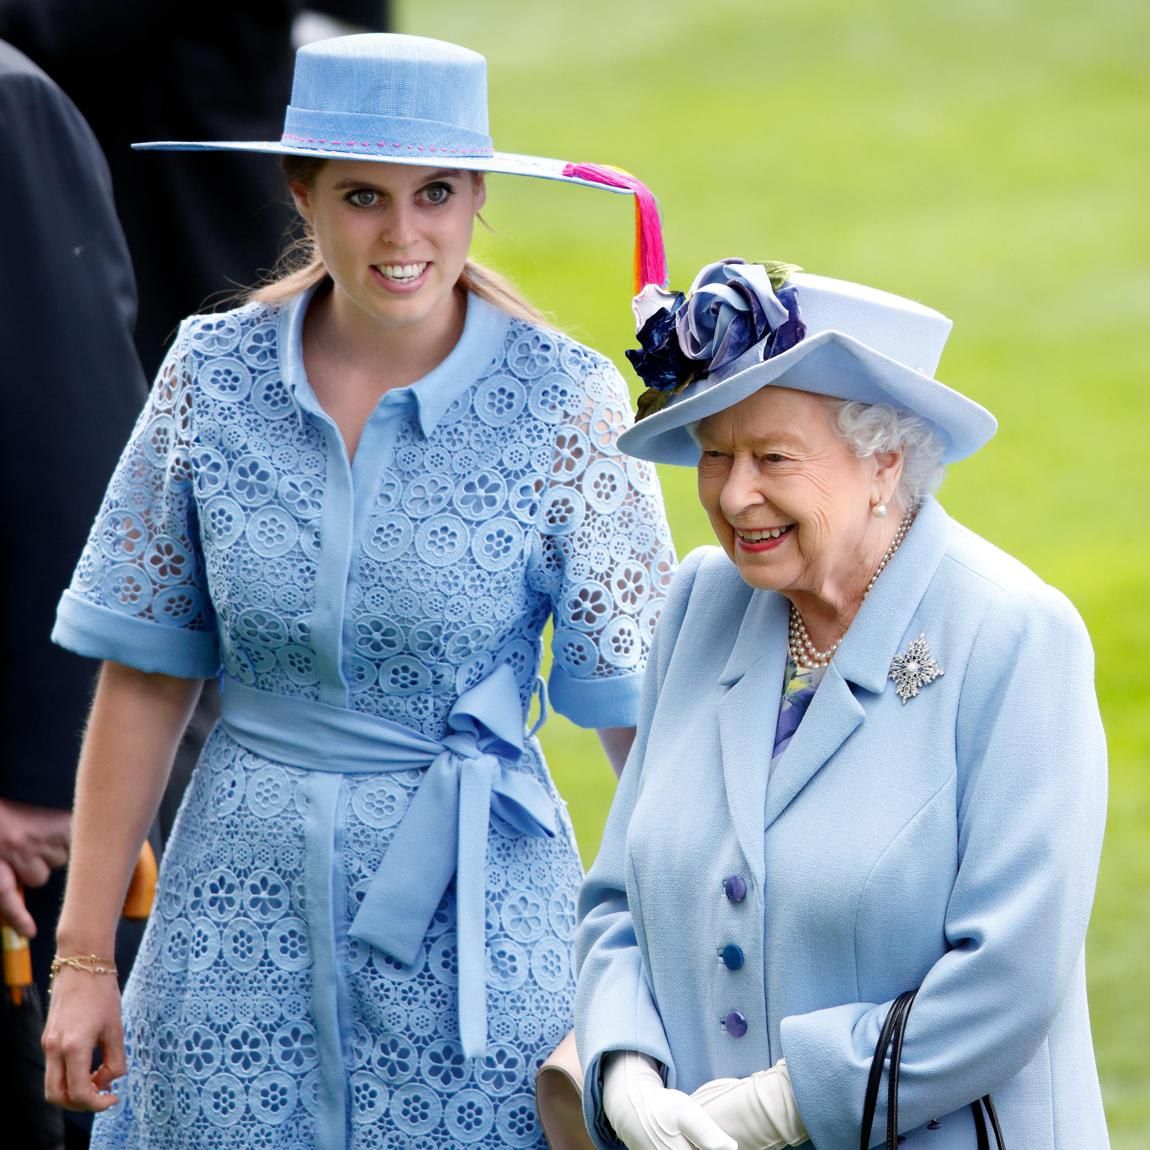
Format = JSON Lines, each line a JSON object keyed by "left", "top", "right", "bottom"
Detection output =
{"left": 347, "top": 663, "right": 556, "bottom": 1057}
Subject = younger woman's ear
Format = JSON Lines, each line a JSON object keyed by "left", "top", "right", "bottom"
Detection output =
{"left": 289, "top": 181, "right": 314, "bottom": 223}
{"left": 472, "top": 172, "right": 487, "bottom": 214}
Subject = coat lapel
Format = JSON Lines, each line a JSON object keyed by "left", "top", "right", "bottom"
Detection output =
{"left": 716, "top": 591, "right": 788, "bottom": 884}
{"left": 761, "top": 499, "right": 954, "bottom": 831}
{"left": 763, "top": 665, "right": 863, "bottom": 827}
{"left": 711, "top": 500, "right": 955, "bottom": 864}
{"left": 832, "top": 497, "right": 953, "bottom": 695}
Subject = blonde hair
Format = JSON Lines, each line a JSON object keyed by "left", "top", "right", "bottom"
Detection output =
{"left": 249, "top": 157, "right": 549, "bottom": 326}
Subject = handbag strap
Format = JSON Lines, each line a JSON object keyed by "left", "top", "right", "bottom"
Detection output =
{"left": 859, "top": 990, "right": 1005, "bottom": 1150}
{"left": 972, "top": 1094, "right": 1006, "bottom": 1150}
{"left": 885, "top": 990, "right": 915, "bottom": 1149}
{"left": 860, "top": 989, "right": 916, "bottom": 1150}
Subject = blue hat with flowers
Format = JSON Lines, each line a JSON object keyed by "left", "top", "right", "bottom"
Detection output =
{"left": 133, "top": 33, "right": 668, "bottom": 293}
{"left": 617, "top": 258, "right": 997, "bottom": 465}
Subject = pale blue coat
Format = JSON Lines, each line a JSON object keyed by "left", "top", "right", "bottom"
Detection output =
{"left": 575, "top": 498, "right": 1109, "bottom": 1149}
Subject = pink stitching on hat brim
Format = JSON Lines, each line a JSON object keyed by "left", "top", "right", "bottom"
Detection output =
{"left": 282, "top": 133, "right": 494, "bottom": 157}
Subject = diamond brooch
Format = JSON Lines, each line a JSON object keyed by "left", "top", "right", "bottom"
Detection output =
{"left": 889, "top": 634, "right": 944, "bottom": 703}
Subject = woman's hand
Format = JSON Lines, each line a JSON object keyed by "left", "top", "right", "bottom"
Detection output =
{"left": 0, "top": 797, "right": 71, "bottom": 891}
{"left": 42, "top": 966, "right": 126, "bottom": 1111}
{"left": 690, "top": 1061, "right": 808, "bottom": 1149}
{"left": 39, "top": 661, "right": 201, "bottom": 1112}
{"left": 603, "top": 1051, "right": 736, "bottom": 1150}
{"left": 0, "top": 858, "right": 36, "bottom": 936}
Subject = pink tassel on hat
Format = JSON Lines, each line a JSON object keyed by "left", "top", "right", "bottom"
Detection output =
{"left": 562, "top": 163, "right": 668, "bottom": 294}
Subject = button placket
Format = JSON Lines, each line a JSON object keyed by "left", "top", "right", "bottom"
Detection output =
{"left": 718, "top": 875, "right": 751, "bottom": 1037}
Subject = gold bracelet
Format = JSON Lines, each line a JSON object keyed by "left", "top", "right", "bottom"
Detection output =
{"left": 49, "top": 954, "right": 118, "bottom": 981}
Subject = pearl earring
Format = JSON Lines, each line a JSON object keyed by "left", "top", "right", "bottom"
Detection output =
{"left": 872, "top": 502, "right": 888, "bottom": 519}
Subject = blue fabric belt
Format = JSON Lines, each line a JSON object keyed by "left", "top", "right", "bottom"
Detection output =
{"left": 218, "top": 664, "right": 557, "bottom": 1057}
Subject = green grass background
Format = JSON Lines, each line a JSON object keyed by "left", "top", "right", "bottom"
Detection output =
{"left": 400, "top": 0, "right": 1150, "bottom": 1138}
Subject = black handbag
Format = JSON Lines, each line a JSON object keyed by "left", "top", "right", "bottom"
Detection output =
{"left": 860, "top": 989, "right": 1005, "bottom": 1150}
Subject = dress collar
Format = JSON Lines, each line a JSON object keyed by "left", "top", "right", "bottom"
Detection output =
{"left": 279, "top": 286, "right": 511, "bottom": 437}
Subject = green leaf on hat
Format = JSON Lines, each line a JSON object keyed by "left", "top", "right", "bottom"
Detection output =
{"left": 753, "top": 261, "right": 804, "bottom": 293}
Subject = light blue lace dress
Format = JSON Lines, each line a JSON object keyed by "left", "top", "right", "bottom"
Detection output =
{"left": 54, "top": 288, "right": 675, "bottom": 1150}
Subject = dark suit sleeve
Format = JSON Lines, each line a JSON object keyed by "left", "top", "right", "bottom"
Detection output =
{"left": 0, "top": 42, "right": 148, "bottom": 808}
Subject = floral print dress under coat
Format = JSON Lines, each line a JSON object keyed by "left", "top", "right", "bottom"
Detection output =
{"left": 54, "top": 288, "right": 675, "bottom": 1150}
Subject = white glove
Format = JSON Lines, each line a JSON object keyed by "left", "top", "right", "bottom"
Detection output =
{"left": 689, "top": 1060, "right": 808, "bottom": 1150}
{"left": 603, "top": 1051, "right": 738, "bottom": 1150}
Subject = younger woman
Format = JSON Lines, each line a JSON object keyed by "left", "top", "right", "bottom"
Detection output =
{"left": 43, "top": 34, "right": 674, "bottom": 1150}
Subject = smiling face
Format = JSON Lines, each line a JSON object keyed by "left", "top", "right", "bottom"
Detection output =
{"left": 696, "top": 386, "right": 903, "bottom": 616}
{"left": 290, "top": 160, "right": 486, "bottom": 347}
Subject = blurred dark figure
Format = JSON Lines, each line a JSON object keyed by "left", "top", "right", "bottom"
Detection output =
{"left": 0, "top": 0, "right": 300, "bottom": 381}
{"left": 0, "top": 38, "right": 149, "bottom": 1150}
{"left": 0, "top": 0, "right": 391, "bottom": 379}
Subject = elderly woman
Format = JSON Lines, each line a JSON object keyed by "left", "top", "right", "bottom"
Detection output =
{"left": 574, "top": 259, "right": 1109, "bottom": 1150}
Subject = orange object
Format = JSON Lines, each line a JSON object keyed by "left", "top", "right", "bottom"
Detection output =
{"left": 0, "top": 842, "right": 156, "bottom": 1004}
{"left": 122, "top": 840, "right": 158, "bottom": 920}
{"left": 3, "top": 882, "right": 33, "bottom": 1005}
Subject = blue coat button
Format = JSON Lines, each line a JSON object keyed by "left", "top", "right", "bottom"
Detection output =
{"left": 718, "top": 944, "right": 745, "bottom": 971}
{"left": 720, "top": 1010, "right": 748, "bottom": 1038}
{"left": 722, "top": 875, "right": 747, "bottom": 903}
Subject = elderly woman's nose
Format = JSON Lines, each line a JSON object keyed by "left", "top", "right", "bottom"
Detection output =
{"left": 719, "top": 456, "right": 764, "bottom": 516}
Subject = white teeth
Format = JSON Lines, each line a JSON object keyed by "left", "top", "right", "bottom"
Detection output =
{"left": 739, "top": 525, "right": 791, "bottom": 542}
{"left": 377, "top": 262, "right": 427, "bottom": 281}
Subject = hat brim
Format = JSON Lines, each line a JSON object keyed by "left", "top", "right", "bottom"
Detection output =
{"left": 617, "top": 329, "right": 997, "bottom": 466}
{"left": 130, "top": 141, "right": 634, "bottom": 192}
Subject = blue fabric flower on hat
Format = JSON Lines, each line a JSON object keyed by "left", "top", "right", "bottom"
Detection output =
{"left": 625, "top": 290, "right": 693, "bottom": 395}
{"left": 679, "top": 259, "right": 807, "bottom": 376}
{"left": 627, "top": 259, "right": 806, "bottom": 421}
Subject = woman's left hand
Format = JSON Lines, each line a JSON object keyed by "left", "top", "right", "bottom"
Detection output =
{"left": 41, "top": 965, "right": 126, "bottom": 1111}
{"left": 690, "top": 1060, "right": 808, "bottom": 1149}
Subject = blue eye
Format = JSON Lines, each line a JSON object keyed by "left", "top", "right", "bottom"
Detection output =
{"left": 422, "top": 182, "right": 454, "bottom": 205}
{"left": 345, "top": 189, "right": 378, "bottom": 208}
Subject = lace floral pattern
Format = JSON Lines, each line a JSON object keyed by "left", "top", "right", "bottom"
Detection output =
{"left": 63, "top": 293, "right": 675, "bottom": 1149}
{"left": 98, "top": 733, "right": 583, "bottom": 1149}
{"left": 69, "top": 299, "right": 674, "bottom": 732}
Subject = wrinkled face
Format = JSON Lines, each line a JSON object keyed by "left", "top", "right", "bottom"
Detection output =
{"left": 290, "top": 160, "right": 485, "bottom": 341}
{"left": 696, "top": 386, "right": 896, "bottom": 598}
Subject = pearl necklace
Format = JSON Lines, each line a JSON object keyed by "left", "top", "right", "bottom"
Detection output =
{"left": 787, "top": 508, "right": 916, "bottom": 670}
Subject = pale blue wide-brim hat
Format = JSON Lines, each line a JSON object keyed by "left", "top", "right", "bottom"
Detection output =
{"left": 134, "top": 33, "right": 628, "bottom": 191}
{"left": 133, "top": 33, "right": 669, "bottom": 289}
{"left": 617, "top": 259, "right": 998, "bottom": 465}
